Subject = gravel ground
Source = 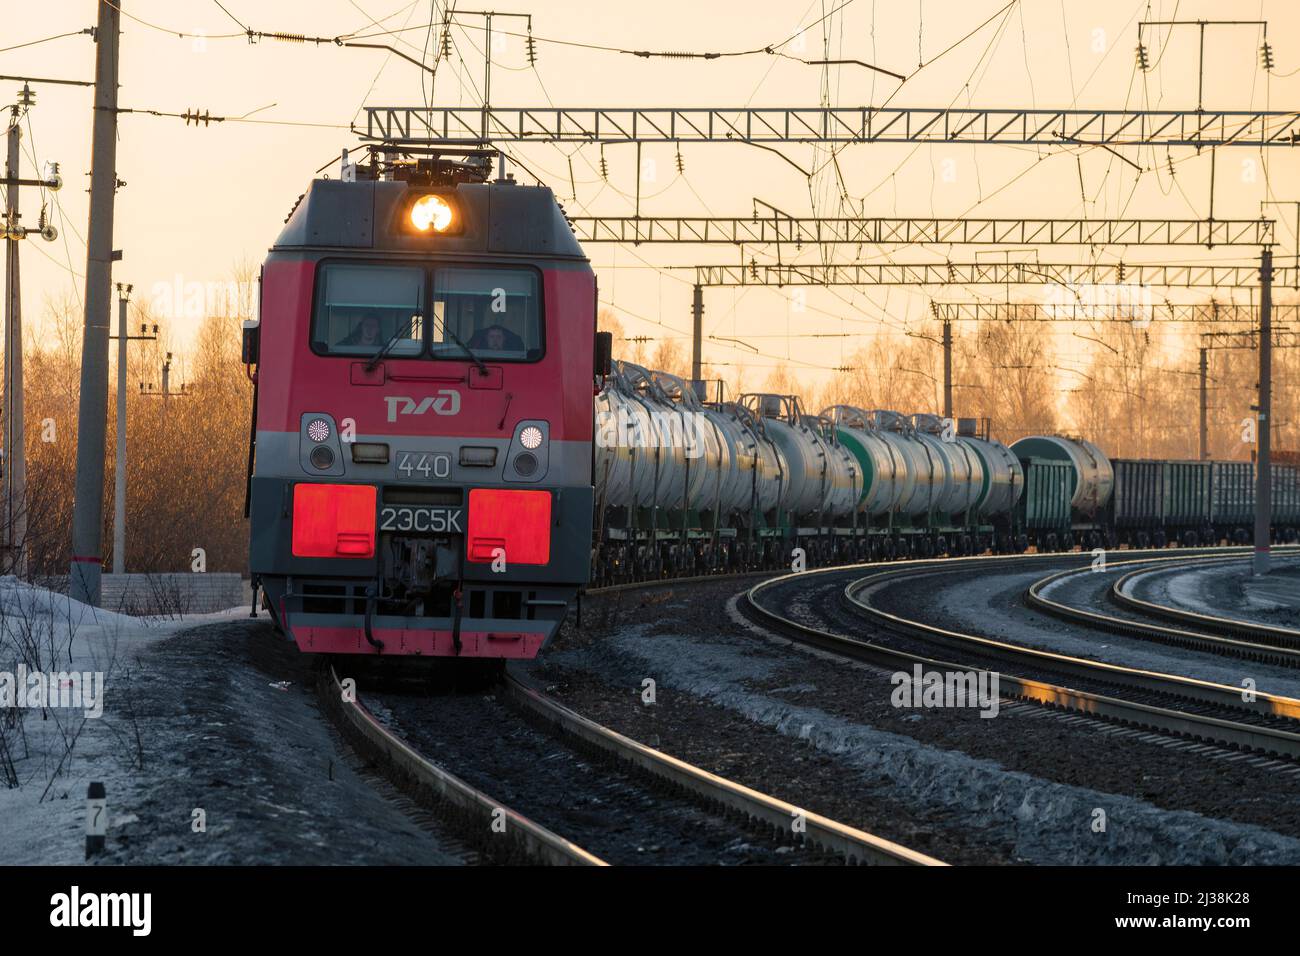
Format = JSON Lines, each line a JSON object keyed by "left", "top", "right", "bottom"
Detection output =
{"left": 527, "top": 578, "right": 1300, "bottom": 865}
{"left": 56, "top": 620, "right": 462, "bottom": 865}
{"left": 903, "top": 561, "right": 1300, "bottom": 698}
{"left": 1125, "top": 557, "right": 1300, "bottom": 629}
{"left": 365, "top": 686, "right": 840, "bottom": 865}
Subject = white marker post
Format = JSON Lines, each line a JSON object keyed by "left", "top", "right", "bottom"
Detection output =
{"left": 85, "top": 781, "right": 107, "bottom": 859}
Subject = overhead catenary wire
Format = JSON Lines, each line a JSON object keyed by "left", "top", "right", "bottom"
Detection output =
{"left": 0, "top": 30, "right": 93, "bottom": 55}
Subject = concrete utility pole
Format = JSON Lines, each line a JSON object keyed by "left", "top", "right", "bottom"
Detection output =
{"left": 109, "top": 285, "right": 157, "bottom": 575}
{"left": 1254, "top": 247, "right": 1273, "bottom": 576}
{"left": 941, "top": 319, "right": 953, "bottom": 421}
{"left": 69, "top": 0, "right": 122, "bottom": 605}
{"left": 113, "top": 288, "right": 127, "bottom": 575}
{"left": 141, "top": 353, "right": 187, "bottom": 420}
{"left": 690, "top": 283, "right": 704, "bottom": 390}
{"left": 1198, "top": 347, "right": 1209, "bottom": 460}
{"left": 3, "top": 88, "right": 32, "bottom": 575}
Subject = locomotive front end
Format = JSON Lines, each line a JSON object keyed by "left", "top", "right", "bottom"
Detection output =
{"left": 246, "top": 152, "right": 597, "bottom": 659}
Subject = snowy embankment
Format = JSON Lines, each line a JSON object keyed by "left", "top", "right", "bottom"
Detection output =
{"left": 0, "top": 577, "right": 248, "bottom": 864}
{"left": 0, "top": 577, "right": 456, "bottom": 866}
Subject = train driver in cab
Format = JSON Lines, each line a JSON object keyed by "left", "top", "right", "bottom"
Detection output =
{"left": 469, "top": 322, "right": 525, "bottom": 355}
{"left": 340, "top": 310, "right": 384, "bottom": 348}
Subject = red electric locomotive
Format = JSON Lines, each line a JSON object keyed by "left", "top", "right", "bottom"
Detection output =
{"left": 244, "top": 147, "right": 608, "bottom": 661}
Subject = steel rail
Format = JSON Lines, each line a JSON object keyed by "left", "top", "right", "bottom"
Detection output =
{"left": 321, "top": 666, "right": 608, "bottom": 866}
{"left": 742, "top": 554, "right": 1300, "bottom": 759}
{"left": 323, "top": 662, "right": 941, "bottom": 865}
{"left": 844, "top": 558, "right": 1300, "bottom": 719}
{"left": 503, "top": 668, "right": 942, "bottom": 865}
{"left": 1110, "top": 559, "right": 1300, "bottom": 648}
{"left": 1025, "top": 553, "right": 1300, "bottom": 665}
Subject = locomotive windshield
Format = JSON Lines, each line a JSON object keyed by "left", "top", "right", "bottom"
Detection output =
{"left": 434, "top": 267, "right": 540, "bottom": 361}
{"left": 312, "top": 263, "right": 424, "bottom": 357}
{"left": 312, "top": 262, "right": 542, "bottom": 363}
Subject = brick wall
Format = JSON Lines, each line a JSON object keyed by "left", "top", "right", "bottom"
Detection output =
{"left": 61, "top": 573, "right": 254, "bottom": 616}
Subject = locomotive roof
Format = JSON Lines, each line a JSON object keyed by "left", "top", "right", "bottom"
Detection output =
{"left": 272, "top": 177, "right": 587, "bottom": 260}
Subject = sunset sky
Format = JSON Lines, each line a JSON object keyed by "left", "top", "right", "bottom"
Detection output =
{"left": 6, "top": 0, "right": 1299, "bottom": 392}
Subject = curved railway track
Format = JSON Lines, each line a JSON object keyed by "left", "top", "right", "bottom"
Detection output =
{"left": 320, "top": 664, "right": 941, "bottom": 866}
{"left": 1111, "top": 558, "right": 1300, "bottom": 646}
{"left": 1025, "top": 552, "right": 1300, "bottom": 667}
{"left": 743, "top": 551, "right": 1300, "bottom": 763}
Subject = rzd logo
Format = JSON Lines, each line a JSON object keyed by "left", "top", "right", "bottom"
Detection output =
{"left": 385, "top": 391, "right": 461, "bottom": 422}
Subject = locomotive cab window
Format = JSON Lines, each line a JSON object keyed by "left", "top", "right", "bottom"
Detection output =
{"left": 313, "top": 263, "right": 425, "bottom": 357}
{"left": 433, "top": 267, "right": 541, "bottom": 362}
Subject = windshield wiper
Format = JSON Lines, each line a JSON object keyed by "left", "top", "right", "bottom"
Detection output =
{"left": 364, "top": 305, "right": 418, "bottom": 372}
{"left": 437, "top": 318, "right": 489, "bottom": 377}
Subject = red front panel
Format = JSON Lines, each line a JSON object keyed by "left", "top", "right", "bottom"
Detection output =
{"left": 466, "top": 488, "right": 552, "bottom": 564}
{"left": 291, "top": 484, "right": 377, "bottom": 558}
{"left": 256, "top": 257, "right": 595, "bottom": 445}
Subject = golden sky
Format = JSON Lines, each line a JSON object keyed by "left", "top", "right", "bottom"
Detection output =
{"left": 6, "top": 0, "right": 1299, "bottom": 390}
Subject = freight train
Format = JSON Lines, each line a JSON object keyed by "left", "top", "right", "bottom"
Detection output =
{"left": 590, "top": 360, "right": 1300, "bottom": 584}
{"left": 244, "top": 153, "right": 1296, "bottom": 661}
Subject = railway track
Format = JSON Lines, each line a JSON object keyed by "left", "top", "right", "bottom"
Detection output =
{"left": 319, "top": 663, "right": 942, "bottom": 866}
{"left": 743, "top": 552, "right": 1300, "bottom": 764}
{"left": 1111, "top": 557, "right": 1300, "bottom": 646}
{"left": 1025, "top": 552, "right": 1300, "bottom": 667}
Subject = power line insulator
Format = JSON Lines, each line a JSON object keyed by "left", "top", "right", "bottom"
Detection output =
{"left": 526, "top": 28, "right": 538, "bottom": 66}
{"left": 1116, "top": 261, "right": 1126, "bottom": 283}
{"left": 1261, "top": 42, "right": 1276, "bottom": 71}
{"left": 439, "top": 25, "right": 452, "bottom": 60}
{"left": 674, "top": 146, "right": 684, "bottom": 175}
{"left": 1136, "top": 43, "right": 1151, "bottom": 71}
{"left": 599, "top": 151, "right": 608, "bottom": 181}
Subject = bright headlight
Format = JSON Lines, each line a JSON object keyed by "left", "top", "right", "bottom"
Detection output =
{"left": 410, "top": 195, "right": 454, "bottom": 233}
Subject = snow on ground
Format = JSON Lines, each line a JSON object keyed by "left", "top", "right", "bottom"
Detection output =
{"left": 0, "top": 578, "right": 455, "bottom": 866}
{"left": 1144, "top": 558, "right": 1300, "bottom": 626}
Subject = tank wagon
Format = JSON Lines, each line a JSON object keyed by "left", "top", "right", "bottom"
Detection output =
{"left": 591, "top": 379, "right": 1028, "bottom": 582}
